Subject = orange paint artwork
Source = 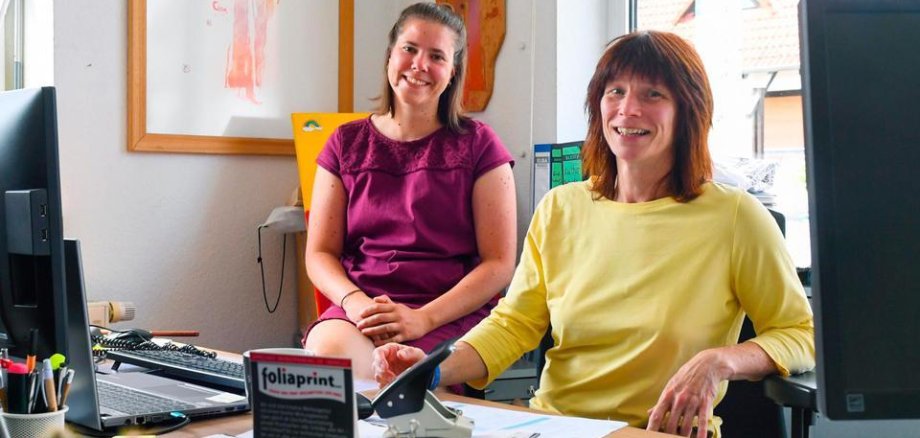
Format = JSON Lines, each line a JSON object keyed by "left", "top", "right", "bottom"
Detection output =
{"left": 224, "top": 0, "right": 279, "bottom": 104}
{"left": 437, "top": 0, "right": 505, "bottom": 112}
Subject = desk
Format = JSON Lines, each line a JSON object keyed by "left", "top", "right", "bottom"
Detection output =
{"left": 90, "top": 348, "right": 671, "bottom": 437}
{"left": 764, "top": 371, "right": 817, "bottom": 438}
{"left": 162, "top": 393, "right": 676, "bottom": 438}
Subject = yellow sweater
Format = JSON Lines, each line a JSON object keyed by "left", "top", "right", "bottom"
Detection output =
{"left": 462, "top": 181, "right": 814, "bottom": 429}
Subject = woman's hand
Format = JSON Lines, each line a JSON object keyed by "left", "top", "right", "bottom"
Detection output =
{"left": 356, "top": 296, "right": 433, "bottom": 346}
{"left": 341, "top": 293, "right": 375, "bottom": 323}
{"left": 341, "top": 294, "right": 389, "bottom": 344}
{"left": 372, "top": 343, "right": 426, "bottom": 388}
{"left": 647, "top": 349, "right": 729, "bottom": 438}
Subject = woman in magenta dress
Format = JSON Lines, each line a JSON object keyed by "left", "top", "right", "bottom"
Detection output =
{"left": 302, "top": 2, "right": 516, "bottom": 380}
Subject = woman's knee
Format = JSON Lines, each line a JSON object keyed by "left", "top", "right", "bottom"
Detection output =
{"left": 304, "top": 319, "right": 369, "bottom": 356}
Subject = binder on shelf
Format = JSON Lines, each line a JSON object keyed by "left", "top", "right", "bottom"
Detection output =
{"left": 532, "top": 144, "right": 551, "bottom": 214}
{"left": 531, "top": 141, "right": 584, "bottom": 213}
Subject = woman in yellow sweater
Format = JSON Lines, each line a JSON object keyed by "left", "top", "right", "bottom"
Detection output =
{"left": 372, "top": 30, "right": 814, "bottom": 438}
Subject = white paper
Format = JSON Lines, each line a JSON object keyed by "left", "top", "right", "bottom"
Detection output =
{"left": 234, "top": 399, "right": 627, "bottom": 438}
{"left": 354, "top": 378, "right": 378, "bottom": 393}
{"left": 356, "top": 401, "right": 625, "bottom": 438}
{"left": 445, "top": 402, "right": 626, "bottom": 437}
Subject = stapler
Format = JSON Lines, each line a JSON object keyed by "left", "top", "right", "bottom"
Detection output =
{"left": 372, "top": 340, "right": 474, "bottom": 438}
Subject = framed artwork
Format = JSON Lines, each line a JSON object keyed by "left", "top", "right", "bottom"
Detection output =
{"left": 436, "top": 0, "right": 505, "bottom": 112}
{"left": 127, "top": 0, "right": 355, "bottom": 155}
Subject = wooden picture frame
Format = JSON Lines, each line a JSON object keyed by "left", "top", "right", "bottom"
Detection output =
{"left": 127, "top": 0, "right": 354, "bottom": 155}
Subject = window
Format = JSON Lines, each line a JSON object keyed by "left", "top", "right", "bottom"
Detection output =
{"left": 633, "top": 0, "right": 810, "bottom": 268}
{"left": 675, "top": 0, "right": 764, "bottom": 23}
{"left": 1, "top": 0, "right": 53, "bottom": 91}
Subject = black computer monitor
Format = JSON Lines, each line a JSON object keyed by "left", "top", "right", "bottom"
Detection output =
{"left": 0, "top": 87, "right": 68, "bottom": 361}
{"left": 800, "top": 0, "right": 920, "bottom": 420}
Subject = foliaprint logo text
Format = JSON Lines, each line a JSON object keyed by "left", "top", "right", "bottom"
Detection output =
{"left": 257, "top": 363, "right": 346, "bottom": 402}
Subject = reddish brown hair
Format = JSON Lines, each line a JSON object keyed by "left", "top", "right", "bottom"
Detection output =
{"left": 582, "top": 31, "right": 713, "bottom": 202}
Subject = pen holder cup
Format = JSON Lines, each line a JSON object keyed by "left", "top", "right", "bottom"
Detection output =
{"left": 1, "top": 405, "right": 68, "bottom": 438}
{"left": 242, "top": 348, "right": 314, "bottom": 405}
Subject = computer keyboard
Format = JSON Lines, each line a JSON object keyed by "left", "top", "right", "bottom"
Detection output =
{"left": 106, "top": 349, "right": 245, "bottom": 391}
{"left": 97, "top": 379, "right": 197, "bottom": 415}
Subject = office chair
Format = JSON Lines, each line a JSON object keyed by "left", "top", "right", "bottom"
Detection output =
{"left": 313, "top": 286, "right": 334, "bottom": 317}
{"left": 292, "top": 113, "right": 369, "bottom": 328}
{"left": 534, "top": 326, "right": 553, "bottom": 382}
{"left": 714, "top": 319, "right": 787, "bottom": 438}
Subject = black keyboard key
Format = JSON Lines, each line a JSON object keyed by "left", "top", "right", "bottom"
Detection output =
{"left": 106, "top": 349, "right": 245, "bottom": 391}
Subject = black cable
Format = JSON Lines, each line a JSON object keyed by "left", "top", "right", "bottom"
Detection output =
{"left": 66, "top": 413, "right": 191, "bottom": 437}
{"left": 257, "top": 226, "right": 286, "bottom": 313}
{"left": 150, "top": 413, "right": 192, "bottom": 435}
{"left": 90, "top": 326, "right": 217, "bottom": 359}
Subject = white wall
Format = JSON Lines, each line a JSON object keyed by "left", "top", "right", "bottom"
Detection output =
{"left": 353, "top": 0, "right": 418, "bottom": 111}
{"left": 465, "top": 0, "right": 536, "bottom": 245}
{"left": 534, "top": 0, "right": 627, "bottom": 146}
{"left": 54, "top": 0, "right": 299, "bottom": 353}
{"left": 554, "top": 0, "right": 608, "bottom": 143}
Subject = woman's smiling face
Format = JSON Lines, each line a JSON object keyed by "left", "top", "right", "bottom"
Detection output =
{"left": 386, "top": 18, "right": 457, "bottom": 112}
{"left": 600, "top": 74, "right": 678, "bottom": 170}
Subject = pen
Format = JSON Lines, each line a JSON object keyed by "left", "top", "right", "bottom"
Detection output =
{"left": 27, "top": 369, "right": 40, "bottom": 414}
{"left": 49, "top": 353, "right": 66, "bottom": 393}
{"left": 26, "top": 329, "right": 38, "bottom": 372}
{"left": 5, "top": 363, "right": 28, "bottom": 414}
{"left": 0, "top": 405, "right": 9, "bottom": 438}
{"left": 0, "top": 368, "right": 6, "bottom": 412}
{"left": 42, "top": 359, "right": 57, "bottom": 412}
{"left": 0, "top": 348, "right": 7, "bottom": 412}
{"left": 0, "top": 348, "right": 7, "bottom": 391}
{"left": 150, "top": 330, "right": 200, "bottom": 338}
{"left": 56, "top": 365, "right": 68, "bottom": 404}
{"left": 58, "top": 369, "right": 75, "bottom": 407}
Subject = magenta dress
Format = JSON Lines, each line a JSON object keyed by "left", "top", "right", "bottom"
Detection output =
{"left": 308, "top": 116, "right": 514, "bottom": 353}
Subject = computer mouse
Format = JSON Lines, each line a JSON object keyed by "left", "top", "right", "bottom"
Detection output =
{"left": 356, "top": 392, "right": 374, "bottom": 420}
{"left": 109, "top": 328, "right": 153, "bottom": 344}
